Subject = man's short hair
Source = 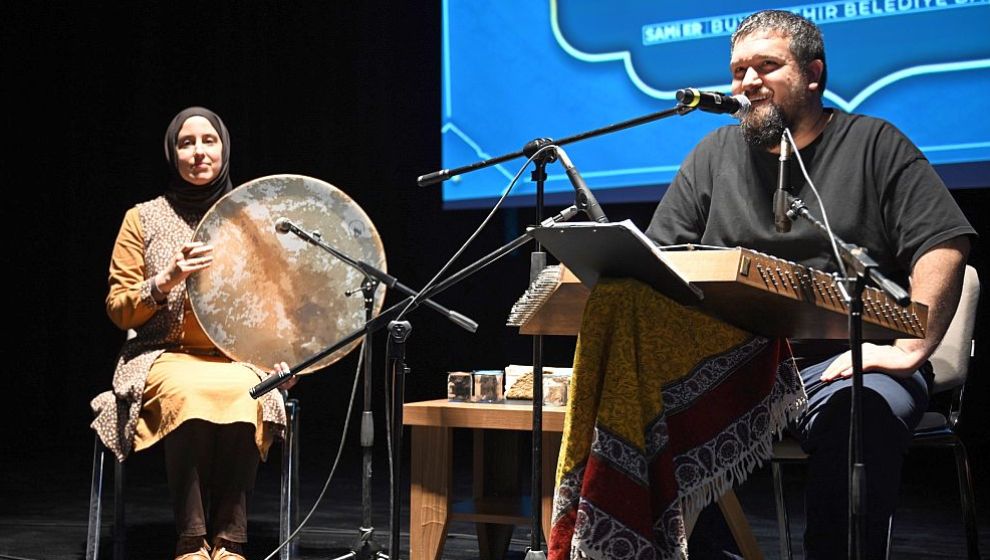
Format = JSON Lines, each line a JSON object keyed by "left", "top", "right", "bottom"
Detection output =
{"left": 731, "top": 10, "right": 827, "bottom": 95}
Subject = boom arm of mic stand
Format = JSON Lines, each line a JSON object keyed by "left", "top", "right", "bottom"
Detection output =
{"left": 281, "top": 220, "right": 479, "bottom": 332}
{"left": 250, "top": 205, "right": 581, "bottom": 399}
{"left": 400, "top": 205, "right": 580, "bottom": 315}
{"left": 251, "top": 290, "right": 435, "bottom": 399}
{"left": 787, "top": 196, "right": 910, "bottom": 305}
{"left": 417, "top": 105, "right": 695, "bottom": 187}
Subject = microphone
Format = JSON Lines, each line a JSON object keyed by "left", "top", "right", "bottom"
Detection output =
{"left": 274, "top": 217, "right": 293, "bottom": 234}
{"left": 554, "top": 147, "right": 608, "bottom": 223}
{"left": 774, "top": 135, "right": 792, "bottom": 233}
{"left": 417, "top": 169, "right": 451, "bottom": 187}
{"left": 249, "top": 368, "right": 294, "bottom": 399}
{"left": 676, "top": 88, "right": 751, "bottom": 118}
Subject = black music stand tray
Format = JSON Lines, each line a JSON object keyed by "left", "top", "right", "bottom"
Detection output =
{"left": 528, "top": 220, "right": 702, "bottom": 305}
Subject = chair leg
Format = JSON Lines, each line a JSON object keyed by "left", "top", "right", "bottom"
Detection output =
{"left": 883, "top": 514, "right": 894, "bottom": 560}
{"left": 86, "top": 436, "right": 106, "bottom": 560}
{"left": 113, "top": 457, "right": 126, "bottom": 560}
{"left": 772, "top": 461, "right": 794, "bottom": 560}
{"left": 952, "top": 440, "right": 981, "bottom": 560}
{"left": 280, "top": 398, "right": 301, "bottom": 560}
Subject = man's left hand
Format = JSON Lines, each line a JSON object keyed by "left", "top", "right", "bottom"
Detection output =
{"left": 820, "top": 343, "right": 926, "bottom": 382}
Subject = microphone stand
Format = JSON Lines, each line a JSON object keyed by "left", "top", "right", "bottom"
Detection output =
{"left": 259, "top": 220, "right": 479, "bottom": 560}
{"left": 335, "top": 275, "right": 386, "bottom": 560}
{"left": 524, "top": 138, "right": 552, "bottom": 560}
{"left": 252, "top": 207, "right": 580, "bottom": 560}
{"left": 417, "top": 103, "right": 700, "bottom": 559}
{"left": 386, "top": 318, "right": 410, "bottom": 560}
{"left": 785, "top": 196, "right": 910, "bottom": 560}
{"left": 518, "top": 141, "right": 602, "bottom": 560}
{"left": 277, "top": 219, "right": 479, "bottom": 334}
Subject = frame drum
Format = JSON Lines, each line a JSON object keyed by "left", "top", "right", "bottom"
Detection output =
{"left": 187, "top": 174, "right": 386, "bottom": 373}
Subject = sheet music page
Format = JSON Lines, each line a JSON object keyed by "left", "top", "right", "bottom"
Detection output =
{"left": 529, "top": 220, "right": 703, "bottom": 302}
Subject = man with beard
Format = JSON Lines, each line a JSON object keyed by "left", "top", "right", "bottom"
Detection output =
{"left": 646, "top": 10, "right": 974, "bottom": 559}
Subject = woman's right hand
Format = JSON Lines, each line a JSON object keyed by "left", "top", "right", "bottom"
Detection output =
{"left": 155, "top": 241, "right": 214, "bottom": 294}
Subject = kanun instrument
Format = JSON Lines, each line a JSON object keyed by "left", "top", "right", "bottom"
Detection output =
{"left": 510, "top": 248, "right": 927, "bottom": 340}
{"left": 661, "top": 248, "right": 927, "bottom": 340}
{"left": 187, "top": 174, "right": 386, "bottom": 373}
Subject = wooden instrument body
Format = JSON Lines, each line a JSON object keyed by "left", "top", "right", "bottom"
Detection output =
{"left": 515, "top": 248, "right": 927, "bottom": 340}
{"left": 661, "top": 248, "right": 926, "bottom": 340}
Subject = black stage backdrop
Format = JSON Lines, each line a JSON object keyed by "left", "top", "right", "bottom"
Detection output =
{"left": 4, "top": 2, "right": 987, "bottom": 500}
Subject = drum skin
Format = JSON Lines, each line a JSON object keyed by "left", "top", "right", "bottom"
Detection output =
{"left": 187, "top": 174, "right": 386, "bottom": 373}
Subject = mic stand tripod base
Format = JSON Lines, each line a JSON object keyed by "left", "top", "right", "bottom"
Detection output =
{"left": 329, "top": 529, "right": 388, "bottom": 560}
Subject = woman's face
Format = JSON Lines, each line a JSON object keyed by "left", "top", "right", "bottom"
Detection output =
{"left": 175, "top": 116, "right": 223, "bottom": 186}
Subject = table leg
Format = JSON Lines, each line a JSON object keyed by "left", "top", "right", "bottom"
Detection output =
{"left": 717, "top": 489, "right": 764, "bottom": 560}
{"left": 474, "top": 430, "right": 520, "bottom": 560}
{"left": 409, "top": 425, "right": 452, "bottom": 560}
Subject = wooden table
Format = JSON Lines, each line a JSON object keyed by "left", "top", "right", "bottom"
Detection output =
{"left": 404, "top": 399, "right": 564, "bottom": 560}
{"left": 403, "top": 398, "right": 763, "bottom": 560}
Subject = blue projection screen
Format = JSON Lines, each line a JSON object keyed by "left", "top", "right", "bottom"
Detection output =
{"left": 440, "top": 0, "right": 990, "bottom": 209}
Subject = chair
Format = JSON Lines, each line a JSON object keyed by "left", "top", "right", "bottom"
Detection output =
{"left": 771, "top": 265, "right": 981, "bottom": 559}
{"left": 85, "top": 395, "right": 301, "bottom": 560}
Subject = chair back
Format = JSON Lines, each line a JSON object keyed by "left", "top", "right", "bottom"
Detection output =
{"left": 929, "top": 265, "right": 980, "bottom": 394}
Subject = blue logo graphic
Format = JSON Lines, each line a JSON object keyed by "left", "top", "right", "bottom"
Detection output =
{"left": 554, "top": 0, "right": 990, "bottom": 111}
{"left": 440, "top": 0, "right": 990, "bottom": 207}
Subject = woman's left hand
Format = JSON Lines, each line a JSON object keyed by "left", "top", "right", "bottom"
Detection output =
{"left": 274, "top": 361, "right": 299, "bottom": 391}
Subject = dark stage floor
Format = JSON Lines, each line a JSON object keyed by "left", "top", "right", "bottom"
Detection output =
{"left": 1, "top": 434, "right": 987, "bottom": 560}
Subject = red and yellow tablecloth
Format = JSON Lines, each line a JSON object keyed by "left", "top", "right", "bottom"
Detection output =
{"left": 550, "top": 279, "right": 806, "bottom": 559}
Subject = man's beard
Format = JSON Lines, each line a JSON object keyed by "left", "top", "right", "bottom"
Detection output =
{"left": 739, "top": 77, "right": 812, "bottom": 150}
{"left": 739, "top": 102, "right": 790, "bottom": 150}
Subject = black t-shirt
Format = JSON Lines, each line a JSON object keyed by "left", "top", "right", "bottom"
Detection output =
{"left": 646, "top": 110, "right": 975, "bottom": 361}
{"left": 645, "top": 110, "right": 975, "bottom": 288}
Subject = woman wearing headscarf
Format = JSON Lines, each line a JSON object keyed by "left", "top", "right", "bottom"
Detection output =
{"left": 91, "top": 107, "right": 291, "bottom": 560}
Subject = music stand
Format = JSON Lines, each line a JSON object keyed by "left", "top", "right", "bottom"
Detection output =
{"left": 528, "top": 220, "right": 702, "bottom": 305}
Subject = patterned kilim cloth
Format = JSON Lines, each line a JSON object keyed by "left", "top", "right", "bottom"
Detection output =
{"left": 549, "top": 279, "right": 806, "bottom": 560}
